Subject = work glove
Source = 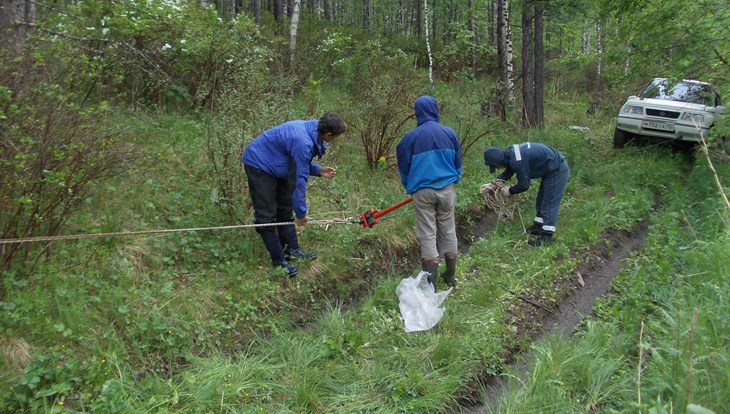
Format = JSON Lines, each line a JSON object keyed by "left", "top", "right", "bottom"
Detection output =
{"left": 500, "top": 186, "right": 511, "bottom": 197}
{"left": 479, "top": 183, "right": 496, "bottom": 195}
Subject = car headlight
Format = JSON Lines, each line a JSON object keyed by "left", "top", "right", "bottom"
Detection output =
{"left": 680, "top": 112, "right": 705, "bottom": 123}
{"left": 621, "top": 105, "right": 643, "bottom": 115}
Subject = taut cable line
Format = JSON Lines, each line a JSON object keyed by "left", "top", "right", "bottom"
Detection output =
{"left": 0, "top": 219, "right": 357, "bottom": 245}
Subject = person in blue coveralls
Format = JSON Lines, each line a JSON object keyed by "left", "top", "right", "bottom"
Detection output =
{"left": 397, "top": 96, "right": 463, "bottom": 289}
{"left": 483, "top": 142, "right": 570, "bottom": 247}
{"left": 242, "top": 113, "right": 347, "bottom": 277}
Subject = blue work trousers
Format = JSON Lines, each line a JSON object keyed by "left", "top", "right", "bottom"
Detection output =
{"left": 535, "top": 160, "right": 570, "bottom": 234}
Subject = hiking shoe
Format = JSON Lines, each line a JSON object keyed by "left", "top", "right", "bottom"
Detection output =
{"left": 528, "top": 233, "right": 553, "bottom": 247}
{"left": 527, "top": 222, "right": 543, "bottom": 236}
{"left": 285, "top": 248, "right": 318, "bottom": 261}
{"left": 273, "top": 260, "right": 298, "bottom": 277}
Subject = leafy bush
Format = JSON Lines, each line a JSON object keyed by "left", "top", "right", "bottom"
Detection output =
{"left": 42, "top": 0, "right": 268, "bottom": 110}
{"left": 3, "top": 349, "right": 112, "bottom": 412}
{"left": 331, "top": 38, "right": 421, "bottom": 169}
{"left": 204, "top": 63, "right": 296, "bottom": 222}
{"left": 0, "top": 40, "right": 138, "bottom": 270}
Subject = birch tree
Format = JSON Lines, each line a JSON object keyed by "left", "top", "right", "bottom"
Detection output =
{"left": 289, "top": 0, "right": 301, "bottom": 70}
{"left": 424, "top": 0, "right": 433, "bottom": 84}
{"left": 496, "top": 0, "right": 515, "bottom": 107}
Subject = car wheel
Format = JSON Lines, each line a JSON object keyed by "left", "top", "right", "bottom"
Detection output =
{"left": 613, "top": 128, "right": 628, "bottom": 149}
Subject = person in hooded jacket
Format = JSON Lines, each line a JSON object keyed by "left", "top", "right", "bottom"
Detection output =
{"left": 242, "top": 112, "right": 347, "bottom": 277}
{"left": 397, "top": 96, "right": 463, "bottom": 289}
{"left": 483, "top": 142, "right": 570, "bottom": 247}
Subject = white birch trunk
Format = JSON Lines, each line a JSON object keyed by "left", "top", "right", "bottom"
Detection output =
{"left": 582, "top": 26, "right": 590, "bottom": 54}
{"left": 502, "top": 0, "right": 515, "bottom": 104}
{"left": 289, "top": 0, "right": 301, "bottom": 69}
{"left": 424, "top": 0, "right": 433, "bottom": 84}
{"left": 596, "top": 23, "right": 604, "bottom": 77}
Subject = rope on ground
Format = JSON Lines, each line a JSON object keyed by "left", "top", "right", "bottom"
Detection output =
{"left": 0, "top": 218, "right": 357, "bottom": 245}
{"left": 479, "top": 179, "right": 521, "bottom": 220}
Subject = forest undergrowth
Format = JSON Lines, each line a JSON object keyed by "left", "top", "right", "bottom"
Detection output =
{"left": 2, "top": 92, "right": 728, "bottom": 413}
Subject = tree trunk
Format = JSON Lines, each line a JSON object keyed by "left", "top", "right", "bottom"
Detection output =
{"left": 323, "top": 0, "right": 332, "bottom": 20}
{"left": 288, "top": 0, "right": 301, "bottom": 70}
{"left": 596, "top": 23, "right": 604, "bottom": 78}
{"left": 534, "top": 1, "right": 544, "bottom": 127}
{"left": 521, "top": 0, "right": 536, "bottom": 127}
{"left": 254, "top": 0, "right": 261, "bottom": 26}
{"left": 362, "top": 0, "right": 370, "bottom": 29}
{"left": 468, "top": 0, "right": 476, "bottom": 76}
{"left": 490, "top": 0, "right": 498, "bottom": 46}
{"left": 424, "top": 0, "right": 433, "bottom": 84}
{"left": 496, "top": 0, "right": 514, "bottom": 109}
{"left": 274, "top": 0, "right": 283, "bottom": 22}
{"left": 0, "top": 0, "right": 35, "bottom": 48}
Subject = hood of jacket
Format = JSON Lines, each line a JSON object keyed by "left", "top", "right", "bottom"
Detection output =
{"left": 414, "top": 96, "right": 440, "bottom": 126}
{"left": 483, "top": 147, "right": 507, "bottom": 173}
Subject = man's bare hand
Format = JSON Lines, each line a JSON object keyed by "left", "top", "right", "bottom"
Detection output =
{"left": 320, "top": 167, "right": 337, "bottom": 178}
{"left": 295, "top": 217, "right": 309, "bottom": 227}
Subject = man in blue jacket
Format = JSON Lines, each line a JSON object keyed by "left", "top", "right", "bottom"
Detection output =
{"left": 242, "top": 113, "right": 347, "bottom": 277}
{"left": 397, "top": 96, "right": 463, "bottom": 289}
{"left": 483, "top": 142, "right": 570, "bottom": 247}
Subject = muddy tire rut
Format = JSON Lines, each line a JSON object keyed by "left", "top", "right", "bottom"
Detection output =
{"left": 453, "top": 207, "right": 649, "bottom": 413}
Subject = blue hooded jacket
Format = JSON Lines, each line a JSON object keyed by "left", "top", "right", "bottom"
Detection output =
{"left": 242, "top": 119, "right": 326, "bottom": 219}
{"left": 483, "top": 142, "right": 565, "bottom": 194}
{"left": 396, "top": 96, "right": 463, "bottom": 194}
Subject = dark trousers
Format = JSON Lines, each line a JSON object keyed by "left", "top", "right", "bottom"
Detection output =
{"left": 244, "top": 164, "right": 300, "bottom": 262}
{"left": 535, "top": 160, "right": 570, "bottom": 233}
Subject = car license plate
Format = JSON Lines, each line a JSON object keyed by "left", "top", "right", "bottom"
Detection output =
{"left": 642, "top": 120, "right": 674, "bottom": 131}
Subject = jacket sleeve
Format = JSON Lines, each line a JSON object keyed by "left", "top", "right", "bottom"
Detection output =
{"left": 507, "top": 158, "right": 531, "bottom": 194}
{"left": 496, "top": 168, "right": 514, "bottom": 181}
{"left": 291, "top": 142, "right": 314, "bottom": 218}
{"left": 396, "top": 138, "right": 412, "bottom": 190}
{"left": 309, "top": 163, "right": 322, "bottom": 177}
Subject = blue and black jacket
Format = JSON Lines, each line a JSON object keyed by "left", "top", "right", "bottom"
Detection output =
{"left": 242, "top": 119, "right": 326, "bottom": 219}
{"left": 396, "top": 96, "right": 462, "bottom": 194}
{"left": 484, "top": 142, "right": 565, "bottom": 195}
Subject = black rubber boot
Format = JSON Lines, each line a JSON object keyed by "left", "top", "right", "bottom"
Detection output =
{"left": 441, "top": 255, "right": 457, "bottom": 288}
{"left": 421, "top": 259, "right": 440, "bottom": 290}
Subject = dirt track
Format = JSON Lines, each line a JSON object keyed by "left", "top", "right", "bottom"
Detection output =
{"left": 454, "top": 209, "right": 648, "bottom": 413}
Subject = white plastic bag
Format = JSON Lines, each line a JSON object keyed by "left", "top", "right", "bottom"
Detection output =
{"left": 396, "top": 271, "right": 452, "bottom": 332}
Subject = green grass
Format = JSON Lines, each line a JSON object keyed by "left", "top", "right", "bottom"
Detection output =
{"left": 1, "top": 95, "right": 728, "bottom": 413}
{"left": 485, "top": 155, "right": 730, "bottom": 413}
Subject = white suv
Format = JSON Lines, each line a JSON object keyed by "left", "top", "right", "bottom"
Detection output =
{"left": 614, "top": 78, "right": 725, "bottom": 148}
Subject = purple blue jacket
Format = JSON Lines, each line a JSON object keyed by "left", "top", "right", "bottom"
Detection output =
{"left": 242, "top": 120, "right": 326, "bottom": 219}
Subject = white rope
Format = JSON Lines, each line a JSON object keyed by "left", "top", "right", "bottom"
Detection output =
{"left": 0, "top": 219, "right": 358, "bottom": 245}
{"left": 480, "top": 179, "right": 521, "bottom": 220}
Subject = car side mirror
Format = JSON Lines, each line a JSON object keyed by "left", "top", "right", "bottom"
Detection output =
{"left": 707, "top": 106, "right": 726, "bottom": 114}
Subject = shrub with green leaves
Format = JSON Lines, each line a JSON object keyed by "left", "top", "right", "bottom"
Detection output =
{"left": 0, "top": 41, "right": 137, "bottom": 270}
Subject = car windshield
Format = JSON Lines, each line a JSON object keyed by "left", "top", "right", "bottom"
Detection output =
{"left": 639, "top": 79, "right": 715, "bottom": 106}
